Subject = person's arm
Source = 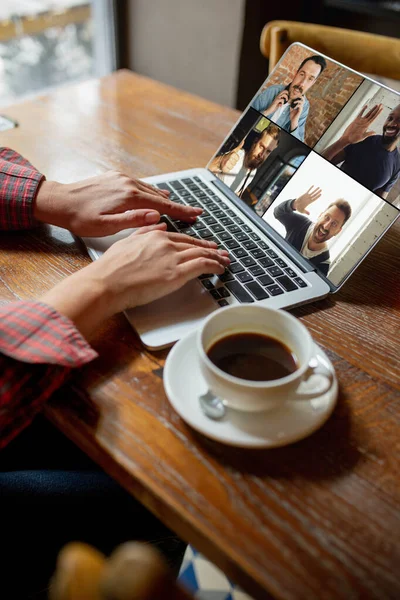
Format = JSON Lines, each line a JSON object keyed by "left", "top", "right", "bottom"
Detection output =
{"left": 377, "top": 190, "right": 389, "bottom": 199}
{"left": 0, "top": 149, "right": 95, "bottom": 449}
{"left": 0, "top": 147, "right": 45, "bottom": 230}
{"left": 375, "top": 167, "right": 399, "bottom": 199}
{"left": 274, "top": 187, "right": 322, "bottom": 232}
{"left": 322, "top": 139, "right": 349, "bottom": 165}
{"left": 251, "top": 86, "right": 288, "bottom": 118}
{"left": 0, "top": 224, "right": 229, "bottom": 449}
{"left": 311, "top": 250, "right": 331, "bottom": 276}
{"left": 40, "top": 223, "right": 229, "bottom": 340}
{"left": 273, "top": 199, "right": 306, "bottom": 230}
{"left": 0, "top": 301, "right": 97, "bottom": 449}
{"left": 316, "top": 258, "right": 330, "bottom": 276}
{"left": 209, "top": 142, "right": 245, "bottom": 176}
{"left": 252, "top": 88, "right": 271, "bottom": 113}
{"left": 0, "top": 147, "right": 204, "bottom": 236}
{"left": 289, "top": 99, "right": 308, "bottom": 142}
{"left": 209, "top": 154, "right": 224, "bottom": 174}
{"left": 323, "top": 104, "right": 383, "bottom": 164}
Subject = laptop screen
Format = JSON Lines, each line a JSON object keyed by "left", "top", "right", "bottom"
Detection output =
{"left": 207, "top": 44, "right": 400, "bottom": 287}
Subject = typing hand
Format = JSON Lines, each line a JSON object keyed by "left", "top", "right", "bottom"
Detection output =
{"left": 90, "top": 225, "right": 230, "bottom": 311}
{"left": 293, "top": 186, "right": 322, "bottom": 215}
{"left": 34, "top": 171, "right": 203, "bottom": 237}
{"left": 41, "top": 224, "right": 230, "bottom": 339}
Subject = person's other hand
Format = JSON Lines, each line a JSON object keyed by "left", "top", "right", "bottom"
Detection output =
{"left": 289, "top": 95, "right": 305, "bottom": 131}
{"left": 209, "top": 140, "right": 245, "bottom": 175}
{"left": 40, "top": 223, "right": 230, "bottom": 339}
{"left": 91, "top": 225, "right": 230, "bottom": 311}
{"left": 342, "top": 104, "right": 383, "bottom": 145}
{"left": 264, "top": 90, "right": 289, "bottom": 116}
{"left": 219, "top": 140, "right": 245, "bottom": 173}
{"left": 293, "top": 186, "right": 322, "bottom": 214}
{"left": 34, "top": 171, "right": 203, "bottom": 237}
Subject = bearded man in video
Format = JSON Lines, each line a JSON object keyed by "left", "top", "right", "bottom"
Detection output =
{"left": 209, "top": 123, "right": 281, "bottom": 198}
{"left": 251, "top": 55, "right": 327, "bottom": 142}
{"left": 274, "top": 186, "right": 352, "bottom": 276}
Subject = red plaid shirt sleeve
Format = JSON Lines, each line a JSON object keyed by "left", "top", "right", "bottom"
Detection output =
{"left": 0, "top": 302, "right": 97, "bottom": 449}
{"left": 0, "top": 147, "right": 44, "bottom": 229}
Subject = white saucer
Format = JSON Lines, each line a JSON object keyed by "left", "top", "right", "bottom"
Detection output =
{"left": 163, "top": 330, "right": 338, "bottom": 449}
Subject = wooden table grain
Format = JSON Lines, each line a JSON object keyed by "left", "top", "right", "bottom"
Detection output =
{"left": 1, "top": 70, "right": 399, "bottom": 600}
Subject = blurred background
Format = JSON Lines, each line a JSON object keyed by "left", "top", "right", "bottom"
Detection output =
{"left": 0, "top": 0, "right": 399, "bottom": 111}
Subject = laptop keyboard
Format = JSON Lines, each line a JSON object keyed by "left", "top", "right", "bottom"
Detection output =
{"left": 156, "top": 176, "right": 307, "bottom": 306}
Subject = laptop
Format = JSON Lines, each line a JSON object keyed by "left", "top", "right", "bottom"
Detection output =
{"left": 82, "top": 43, "right": 400, "bottom": 349}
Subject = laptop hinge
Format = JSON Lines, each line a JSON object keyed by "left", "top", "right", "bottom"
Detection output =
{"left": 211, "top": 177, "right": 322, "bottom": 276}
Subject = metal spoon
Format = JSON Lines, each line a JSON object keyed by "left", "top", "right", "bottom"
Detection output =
{"left": 199, "top": 390, "right": 226, "bottom": 420}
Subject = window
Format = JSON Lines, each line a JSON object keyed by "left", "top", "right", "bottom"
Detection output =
{"left": 0, "top": 1, "right": 116, "bottom": 106}
{"left": 253, "top": 154, "right": 307, "bottom": 217}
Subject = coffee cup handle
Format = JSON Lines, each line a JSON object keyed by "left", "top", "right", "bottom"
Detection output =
{"left": 292, "top": 353, "right": 334, "bottom": 400}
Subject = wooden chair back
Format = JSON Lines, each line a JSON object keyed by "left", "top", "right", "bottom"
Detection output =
{"left": 260, "top": 20, "right": 400, "bottom": 80}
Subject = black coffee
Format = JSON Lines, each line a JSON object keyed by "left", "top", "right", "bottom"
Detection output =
{"left": 207, "top": 332, "right": 298, "bottom": 381}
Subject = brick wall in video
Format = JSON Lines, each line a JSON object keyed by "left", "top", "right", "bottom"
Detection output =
{"left": 251, "top": 45, "right": 363, "bottom": 148}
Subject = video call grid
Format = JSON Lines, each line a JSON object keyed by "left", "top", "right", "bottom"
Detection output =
{"left": 208, "top": 44, "right": 400, "bottom": 286}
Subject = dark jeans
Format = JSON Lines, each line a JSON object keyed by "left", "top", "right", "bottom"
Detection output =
{"left": 0, "top": 415, "right": 186, "bottom": 599}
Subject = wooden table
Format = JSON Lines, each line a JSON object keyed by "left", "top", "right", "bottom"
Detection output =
{"left": 1, "top": 70, "right": 399, "bottom": 600}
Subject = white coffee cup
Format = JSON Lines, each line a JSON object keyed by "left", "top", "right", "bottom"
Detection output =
{"left": 197, "top": 305, "right": 333, "bottom": 412}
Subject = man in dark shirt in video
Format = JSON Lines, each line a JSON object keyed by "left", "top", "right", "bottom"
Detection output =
{"left": 323, "top": 103, "right": 400, "bottom": 199}
{"left": 273, "top": 186, "right": 352, "bottom": 276}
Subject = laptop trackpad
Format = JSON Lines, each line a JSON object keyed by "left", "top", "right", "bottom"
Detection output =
{"left": 125, "top": 279, "right": 217, "bottom": 350}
